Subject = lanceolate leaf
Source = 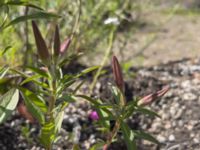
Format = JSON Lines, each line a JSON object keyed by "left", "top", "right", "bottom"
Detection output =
{"left": 5, "top": 11, "right": 61, "bottom": 28}
{"left": 0, "top": 66, "right": 9, "bottom": 79}
{"left": 1, "top": 45, "right": 12, "bottom": 55}
{"left": 121, "top": 122, "right": 136, "bottom": 150}
{"left": 133, "top": 130, "right": 160, "bottom": 145}
{"left": 6, "top": 1, "right": 43, "bottom": 10}
{"left": 55, "top": 111, "right": 64, "bottom": 133}
{"left": 0, "top": 89, "right": 19, "bottom": 124}
{"left": 22, "top": 91, "right": 45, "bottom": 124}
{"left": 40, "top": 121, "right": 56, "bottom": 148}
{"left": 54, "top": 25, "right": 61, "bottom": 56}
{"left": 26, "top": 66, "right": 49, "bottom": 78}
{"left": 20, "top": 88, "right": 47, "bottom": 113}
{"left": 76, "top": 66, "right": 99, "bottom": 78}
{"left": 136, "top": 106, "right": 161, "bottom": 118}
{"left": 32, "top": 20, "right": 50, "bottom": 64}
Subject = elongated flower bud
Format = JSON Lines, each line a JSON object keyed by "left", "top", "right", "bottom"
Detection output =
{"left": 138, "top": 86, "right": 169, "bottom": 106}
{"left": 60, "top": 37, "right": 71, "bottom": 54}
{"left": 32, "top": 21, "right": 50, "bottom": 64}
{"left": 53, "top": 25, "right": 60, "bottom": 56}
{"left": 17, "top": 102, "right": 35, "bottom": 123}
{"left": 112, "top": 56, "right": 125, "bottom": 92}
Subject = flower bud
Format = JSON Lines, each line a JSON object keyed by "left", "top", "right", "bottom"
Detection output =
{"left": 112, "top": 56, "right": 125, "bottom": 92}
{"left": 32, "top": 21, "right": 50, "bottom": 64}
{"left": 138, "top": 86, "right": 169, "bottom": 106}
{"left": 89, "top": 111, "right": 99, "bottom": 121}
{"left": 53, "top": 25, "right": 60, "bottom": 57}
{"left": 60, "top": 37, "right": 71, "bottom": 54}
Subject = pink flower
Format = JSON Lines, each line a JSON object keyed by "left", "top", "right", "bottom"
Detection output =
{"left": 89, "top": 111, "right": 99, "bottom": 121}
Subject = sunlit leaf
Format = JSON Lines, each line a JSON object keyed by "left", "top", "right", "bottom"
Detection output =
{"left": 121, "top": 122, "right": 136, "bottom": 150}
{"left": 55, "top": 111, "right": 64, "bottom": 133}
{"left": 20, "top": 87, "right": 47, "bottom": 113}
{"left": 0, "top": 89, "right": 19, "bottom": 124}
{"left": 40, "top": 121, "right": 56, "bottom": 148}
{"left": 22, "top": 90, "right": 45, "bottom": 124}
{"left": 0, "top": 66, "right": 9, "bottom": 79}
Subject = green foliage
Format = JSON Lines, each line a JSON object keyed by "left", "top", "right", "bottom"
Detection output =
{"left": 80, "top": 56, "right": 168, "bottom": 150}
{"left": 0, "top": 1, "right": 168, "bottom": 150}
{"left": 10, "top": 21, "right": 99, "bottom": 149}
{"left": 0, "top": 88, "right": 19, "bottom": 124}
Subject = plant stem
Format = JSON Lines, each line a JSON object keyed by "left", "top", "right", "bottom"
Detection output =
{"left": 106, "top": 119, "right": 121, "bottom": 148}
{"left": 89, "top": 28, "right": 115, "bottom": 93}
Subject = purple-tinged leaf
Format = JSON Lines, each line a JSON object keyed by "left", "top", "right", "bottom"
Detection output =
{"left": 112, "top": 56, "right": 124, "bottom": 92}
{"left": 32, "top": 21, "right": 50, "bottom": 64}
{"left": 53, "top": 25, "right": 60, "bottom": 56}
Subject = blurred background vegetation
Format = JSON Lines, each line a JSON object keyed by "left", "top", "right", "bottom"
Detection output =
{"left": 1, "top": 0, "right": 200, "bottom": 70}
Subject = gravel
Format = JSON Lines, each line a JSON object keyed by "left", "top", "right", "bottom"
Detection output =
{"left": 1, "top": 58, "right": 200, "bottom": 149}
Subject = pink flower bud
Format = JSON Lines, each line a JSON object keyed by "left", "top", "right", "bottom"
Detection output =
{"left": 89, "top": 111, "right": 99, "bottom": 121}
{"left": 60, "top": 37, "right": 71, "bottom": 54}
{"left": 112, "top": 56, "right": 125, "bottom": 92}
{"left": 138, "top": 86, "right": 169, "bottom": 106}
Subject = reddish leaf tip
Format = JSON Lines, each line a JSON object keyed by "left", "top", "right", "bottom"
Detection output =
{"left": 54, "top": 25, "right": 61, "bottom": 56}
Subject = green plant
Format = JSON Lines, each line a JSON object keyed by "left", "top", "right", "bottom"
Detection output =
{"left": 6, "top": 21, "right": 98, "bottom": 150}
{"left": 78, "top": 56, "right": 169, "bottom": 150}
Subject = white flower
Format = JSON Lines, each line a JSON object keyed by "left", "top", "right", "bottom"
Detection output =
{"left": 104, "top": 17, "right": 120, "bottom": 25}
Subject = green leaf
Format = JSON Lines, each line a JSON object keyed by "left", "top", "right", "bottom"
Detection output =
{"left": 0, "top": 5, "right": 9, "bottom": 30}
{"left": 97, "top": 108, "right": 110, "bottom": 129}
{"left": 0, "top": 66, "right": 9, "bottom": 79}
{"left": 72, "top": 144, "right": 80, "bottom": 150}
{"left": 76, "top": 95, "right": 100, "bottom": 106}
{"left": 123, "top": 101, "right": 137, "bottom": 119}
{"left": 20, "top": 87, "right": 47, "bottom": 113}
{"left": 58, "top": 94, "right": 76, "bottom": 103}
{"left": 0, "top": 89, "right": 19, "bottom": 124}
{"left": 11, "top": 68, "right": 48, "bottom": 89}
{"left": 26, "top": 66, "right": 49, "bottom": 78}
{"left": 111, "top": 86, "right": 121, "bottom": 104}
{"left": 5, "top": 11, "right": 61, "bottom": 28}
{"left": 89, "top": 141, "right": 105, "bottom": 150}
{"left": 22, "top": 90, "right": 45, "bottom": 124}
{"left": 121, "top": 122, "right": 136, "bottom": 150}
{"left": 136, "top": 107, "right": 161, "bottom": 118}
{"left": 6, "top": 1, "right": 43, "bottom": 10}
{"left": 1, "top": 45, "right": 12, "bottom": 55}
{"left": 40, "top": 121, "right": 56, "bottom": 148}
{"left": 76, "top": 66, "right": 99, "bottom": 78}
{"left": 133, "top": 130, "right": 160, "bottom": 145}
{"left": 20, "top": 74, "right": 41, "bottom": 85}
{"left": 55, "top": 111, "right": 64, "bottom": 133}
